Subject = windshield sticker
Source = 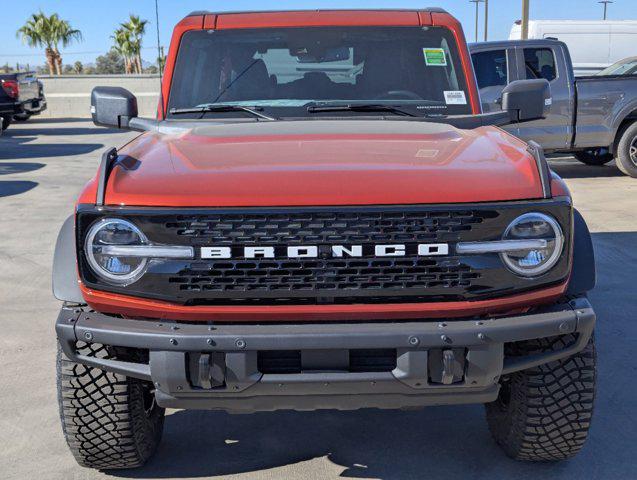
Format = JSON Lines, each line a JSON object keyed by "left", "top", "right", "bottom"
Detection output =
{"left": 423, "top": 48, "right": 447, "bottom": 66}
{"left": 443, "top": 90, "right": 467, "bottom": 105}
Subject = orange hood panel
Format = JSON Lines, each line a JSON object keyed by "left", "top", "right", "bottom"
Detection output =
{"left": 106, "top": 121, "right": 542, "bottom": 207}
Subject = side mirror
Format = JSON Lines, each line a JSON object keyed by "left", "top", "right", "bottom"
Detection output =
{"left": 502, "top": 79, "right": 551, "bottom": 122}
{"left": 91, "top": 87, "right": 138, "bottom": 129}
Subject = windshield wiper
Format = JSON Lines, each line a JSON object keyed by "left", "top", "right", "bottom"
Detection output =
{"left": 169, "top": 105, "right": 277, "bottom": 121}
{"left": 306, "top": 103, "right": 419, "bottom": 117}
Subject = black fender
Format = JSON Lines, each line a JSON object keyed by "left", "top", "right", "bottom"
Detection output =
{"left": 566, "top": 209, "right": 596, "bottom": 296}
{"left": 52, "top": 214, "right": 84, "bottom": 303}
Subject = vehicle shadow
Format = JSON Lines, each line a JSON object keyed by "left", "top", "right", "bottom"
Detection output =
{"left": 0, "top": 180, "right": 38, "bottom": 198}
{"left": 0, "top": 162, "right": 45, "bottom": 175}
{"left": 20, "top": 117, "right": 90, "bottom": 124}
{"left": 0, "top": 139, "right": 104, "bottom": 160}
{"left": 548, "top": 159, "right": 625, "bottom": 178}
{"left": 108, "top": 231, "right": 637, "bottom": 480}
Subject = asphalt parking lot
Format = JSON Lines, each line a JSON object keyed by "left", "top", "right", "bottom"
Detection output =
{"left": 1, "top": 119, "right": 636, "bottom": 480}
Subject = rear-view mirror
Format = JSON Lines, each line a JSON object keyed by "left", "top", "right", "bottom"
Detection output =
{"left": 502, "top": 79, "right": 551, "bottom": 122}
{"left": 91, "top": 86, "right": 138, "bottom": 129}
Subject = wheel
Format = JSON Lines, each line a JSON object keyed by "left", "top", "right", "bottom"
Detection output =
{"left": 616, "top": 121, "right": 637, "bottom": 178}
{"left": 573, "top": 149, "right": 613, "bottom": 166}
{"left": 485, "top": 333, "right": 596, "bottom": 461}
{"left": 13, "top": 113, "right": 32, "bottom": 121}
{"left": 1, "top": 115, "right": 11, "bottom": 131}
{"left": 57, "top": 342, "right": 165, "bottom": 470}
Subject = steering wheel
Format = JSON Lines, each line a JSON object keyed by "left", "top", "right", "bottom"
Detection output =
{"left": 375, "top": 90, "right": 424, "bottom": 101}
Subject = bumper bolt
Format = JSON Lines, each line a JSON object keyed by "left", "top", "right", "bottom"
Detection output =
{"left": 477, "top": 333, "right": 486, "bottom": 341}
{"left": 558, "top": 322, "right": 570, "bottom": 333}
{"left": 83, "top": 331, "right": 93, "bottom": 341}
{"left": 170, "top": 338, "right": 178, "bottom": 346}
{"left": 441, "top": 334, "right": 451, "bottom": 343}
{"left": 235, "top": 339, "right": 246, "bottom": 349}
{"left": 207, "top": 338, "right": 213, "bottom": 346}
{"left": 408, "top": 336, "right": 419, "bottom": 346}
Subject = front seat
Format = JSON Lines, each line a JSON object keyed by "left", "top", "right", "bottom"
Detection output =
{"left": 231, "top": 59, "right": 272, "bottom": 101}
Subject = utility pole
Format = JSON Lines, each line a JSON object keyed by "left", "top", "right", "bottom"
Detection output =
{"left": 484, "top": 0, "right": 489, "bottom": 41}
{"left": 599, "top": 0, "right": 613, "bottom": 20}
{"left": 521, "top": 0, "right": 530, "bottom": 40}
{"left": 469, "top": 0, "right": 484, "bottom": 42}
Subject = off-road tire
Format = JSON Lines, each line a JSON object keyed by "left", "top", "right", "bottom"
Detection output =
{"left": 485, "top": 333, "right": 596, "bottom": 461}
{"left": 573, "top": 149, "right": 613, "bottom": 166}
{"left": 57, "top": 342, "right": 165, "bottom": 470}
{"left": 1, "top": 115, "right": 11, "bottom": 131}
{"left": 616, "top": 121, "right": 637, "bottom": 178}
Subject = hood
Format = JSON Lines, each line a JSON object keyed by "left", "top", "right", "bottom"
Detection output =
{"left": 106, "top": 120, "right": 543, "bottom": 207}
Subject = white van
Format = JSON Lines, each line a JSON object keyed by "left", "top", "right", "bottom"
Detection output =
{"left": 509, "top": 20, "right": 637, "bottom": 76}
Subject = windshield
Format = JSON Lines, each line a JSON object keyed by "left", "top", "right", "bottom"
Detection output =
{"left": 167, "top": 26, "right": 472, "bottom": 118}
{"left": 597, "top": 57, "right": 637, "bottom": 76}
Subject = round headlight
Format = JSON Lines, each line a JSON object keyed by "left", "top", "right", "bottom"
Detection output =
{"left": 85, "top": 218, "right": 148, "bottom": 285}
{"left": 501, "top": 213, "right": 564, "bottom": 277}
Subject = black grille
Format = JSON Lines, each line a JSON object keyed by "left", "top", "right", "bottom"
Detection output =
{"left": 77, "top": 202, "right": 572, "bottom": 306}
{"left": 164, "top": 210, "right": 487, "bottom": 245}
{"left": 170, "top": 257, "right": 480, "bottom": 297}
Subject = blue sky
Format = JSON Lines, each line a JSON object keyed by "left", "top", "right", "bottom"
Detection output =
{"left": 1, "top": 0, "right": 635, "bottom": 68}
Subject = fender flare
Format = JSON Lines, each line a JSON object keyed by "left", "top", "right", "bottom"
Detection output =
{"left": 566, "top": 208, "right": 596, "bottom": 296}
{"left": 52, "top": 214, "right": 84, "bottom": 303}
{"left": 610, "top": 101, "right": 637, "bottom": 152}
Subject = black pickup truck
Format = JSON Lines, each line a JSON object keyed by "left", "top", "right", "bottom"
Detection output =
{"left": 470, "top": 39, "right": 637, "bottom": 177}
{"left": 0, "top": 72, "right": 47, "bottom": 131}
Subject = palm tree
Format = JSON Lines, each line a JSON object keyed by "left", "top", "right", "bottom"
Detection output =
{"left": 16, "top": 12, "right": 81, "bottom": 75}
{"left": 54, "top": 20, "right": 82, "bottom": 75}
{"left": 121, "top": 15, "right": 148, "bottom": 74}
{"left": 112, "top": 28, "right": 135, "bottom": 74}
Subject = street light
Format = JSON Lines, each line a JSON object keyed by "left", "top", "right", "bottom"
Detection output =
{"left": 469, "top": 0, "right": 484, "bottom": 42}
{"left": 599, "top": 0, "right": 613, "bottom": 20}
{"left": 484, "top": 0, "right": 489, "bottom": 41}
{"left": 521, "top": 0, "right": 530, "bottom": 40}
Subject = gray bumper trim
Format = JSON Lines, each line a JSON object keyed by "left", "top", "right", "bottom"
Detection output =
{"left": 55, "top": 298, "right": 595, "bottom": 412}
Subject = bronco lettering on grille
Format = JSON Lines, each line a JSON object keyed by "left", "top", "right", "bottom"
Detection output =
{"left": 200, "top": 244, "right": 449, "bottom": 259}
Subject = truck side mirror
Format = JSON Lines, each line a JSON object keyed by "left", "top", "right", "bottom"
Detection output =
{"left": 502, "top": 79, "right": 551, "bottom": 122}
{"left": 91, "top": 86, "right": 138, "bottom": 129}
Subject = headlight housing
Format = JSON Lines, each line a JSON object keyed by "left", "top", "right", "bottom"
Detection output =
{"left": 501, "top": 212, "right": 564, "bottom": 277}
{"left": 85, "top": 218, "right": 148, "bottom": 285}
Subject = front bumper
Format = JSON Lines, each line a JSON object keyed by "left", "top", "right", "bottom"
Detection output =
{"left": 56, "top": 297, "right": 595, "bottom": 413}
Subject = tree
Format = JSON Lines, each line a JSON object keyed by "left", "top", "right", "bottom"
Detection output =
{"left": 73, "top": 61, "right": 83, "bottom": 74}
{"left": 54, "top": 20, "right": 82, "bottom": 75}
{"left": 94, "top": 48, "right": 125, "bottom": 74}
{"left": 121, "top": 14, "right": 148, "bottom": 74}
{"left": 157, "top": 46, "right": 166, "bottom": 75}
{"left": 16, "top": 12, "right": 82, "bottom": 75}
{"left": 111, "top": 28, "right": 135, "bottom": 74}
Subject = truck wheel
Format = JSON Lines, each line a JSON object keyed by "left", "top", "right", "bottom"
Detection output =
{"left": 57, "top": 342, "right": 165, "bottom": 470}
{"left": 485, "top": 333, "right": 596, "bottom": 461}
{"left": 573, "top": 149, "right": 613, "bottom": 166}
{"left": 1, "top": 115, "right": 11, "bottom": 131}
{"left": 616, "top": 122, "right": 637, "bottom": 178}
